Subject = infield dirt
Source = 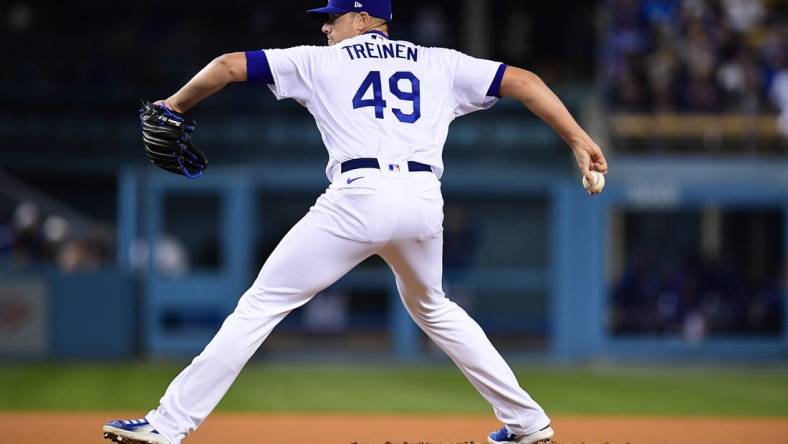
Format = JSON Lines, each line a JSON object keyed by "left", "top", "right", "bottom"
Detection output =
{"left": 1, "top": 412, "right": 786, "bottom": 444}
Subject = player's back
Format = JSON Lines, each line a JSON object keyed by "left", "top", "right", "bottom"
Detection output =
{"left": 264, "top": 32, "right": 505, "bottom": 178}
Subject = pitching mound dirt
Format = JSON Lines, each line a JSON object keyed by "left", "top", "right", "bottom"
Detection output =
{"left": 0, "top": 412, "right": 786, "bottom": 443}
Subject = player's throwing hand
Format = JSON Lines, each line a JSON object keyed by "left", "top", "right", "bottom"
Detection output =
{"left": 571, "top": 138, "right": 608, "bottom": 195}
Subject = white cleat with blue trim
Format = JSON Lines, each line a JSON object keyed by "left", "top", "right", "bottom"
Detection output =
{"left": 487, "top": 424, "right": 554, "bottom": 444}
{"left": 103, "top": 418, "right": 170, "bottom": 444}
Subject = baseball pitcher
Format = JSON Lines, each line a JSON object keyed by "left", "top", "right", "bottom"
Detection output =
{"left": 106, "top": 1, "right": 608, "bottom": 443}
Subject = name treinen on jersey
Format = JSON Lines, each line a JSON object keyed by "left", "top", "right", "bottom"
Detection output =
{"left": 341, "top": 42, "right": 418, "bottom": 62}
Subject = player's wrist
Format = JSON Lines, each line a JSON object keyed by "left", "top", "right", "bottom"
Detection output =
{"left": 162, "top": 98, "right": 185, "bottom": 114}
{"left": 568, "top": 135, "right": 596, "bottom": 155}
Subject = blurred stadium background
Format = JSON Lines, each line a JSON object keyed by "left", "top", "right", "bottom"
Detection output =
{"left": 1, "top": 0, "right": 787, "bottom": 442}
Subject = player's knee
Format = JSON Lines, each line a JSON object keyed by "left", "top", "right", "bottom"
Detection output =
{"left": 404, "top": 295, "right": 454, "bottom": 321}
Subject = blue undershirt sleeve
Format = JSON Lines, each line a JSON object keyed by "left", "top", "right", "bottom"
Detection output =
{"left": 245, "top": 50, "right": 274, "bottom": 85}
{"left": 486, "top": 63, "right": 507, "bottom": 98}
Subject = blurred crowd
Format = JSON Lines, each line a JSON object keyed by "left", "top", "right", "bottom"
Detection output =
{"left": 612, "top": 253, "right": 783, "bottom": 338}
{"left": 604, "top": 0, "right": 788, "bottom": 122}
{"left": 0, "top": 201, "right": 110, "bottom": 273}
{"left": 0, "top": 199, "right": 195, "bottom": 275}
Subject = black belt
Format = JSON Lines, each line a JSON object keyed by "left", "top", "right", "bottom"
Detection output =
{"left": 341, "top": 158, "right": 432, "bottom": 173}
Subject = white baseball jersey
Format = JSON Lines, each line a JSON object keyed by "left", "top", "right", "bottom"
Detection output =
{"left": 256, "top": 31, "right": 506, "bottom": 179}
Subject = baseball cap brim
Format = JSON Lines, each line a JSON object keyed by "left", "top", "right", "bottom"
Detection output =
{"left": 306, "top": 6, "right": 349, "bottom": 22}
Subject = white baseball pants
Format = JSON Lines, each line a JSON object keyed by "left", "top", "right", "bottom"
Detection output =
{"left": 146, "top": 166, "right": 549, "bottom": 443}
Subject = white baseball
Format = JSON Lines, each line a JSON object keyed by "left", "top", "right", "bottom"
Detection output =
{"left": 582, "top": 171, "right": 605, "bottom": 193}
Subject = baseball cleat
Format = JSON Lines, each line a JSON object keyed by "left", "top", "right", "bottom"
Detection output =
{"left": 487, "top": 424, "right": 554, "bottom": 444}
{"left": 103, "top": 418, "right": 170, "bottom": 444}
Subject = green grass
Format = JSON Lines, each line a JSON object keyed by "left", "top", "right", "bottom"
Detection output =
{"left": 0, "top": 363, "right": 786, "bottom": 416}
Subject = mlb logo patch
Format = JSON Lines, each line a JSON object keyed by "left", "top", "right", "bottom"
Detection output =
{"left": 388, "top": 164, "right": 401, "bottom": 172}
{"left": 354, "top": 1, "right": 363, "bottom": 7}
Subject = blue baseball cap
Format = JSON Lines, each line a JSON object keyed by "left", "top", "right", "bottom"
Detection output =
{"left": 307, "top": 0, "right": 393, "bottom": 23}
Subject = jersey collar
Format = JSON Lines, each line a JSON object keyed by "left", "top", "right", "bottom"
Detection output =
{"left": 364, "top": 30, "right": 389, "bottom": 39}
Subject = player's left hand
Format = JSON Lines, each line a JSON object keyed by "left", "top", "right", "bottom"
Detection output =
{"left": 139, "top": 100, "right": 209, "bottom": 179}
{"left": 571, "top": 139, "right": 608, "bottom": 190}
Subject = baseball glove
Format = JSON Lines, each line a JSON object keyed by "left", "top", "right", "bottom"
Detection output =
{"left": 139, "top": 100, "right": 208, "bottom": 179}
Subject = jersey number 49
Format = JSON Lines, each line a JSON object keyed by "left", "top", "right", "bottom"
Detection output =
{"left": 352, "top": 71, "right": 421, "bottom": 124}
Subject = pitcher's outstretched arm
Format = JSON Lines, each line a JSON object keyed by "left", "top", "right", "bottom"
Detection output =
{"left": 500, "top": 66, "right": 608, "bottom": 188}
